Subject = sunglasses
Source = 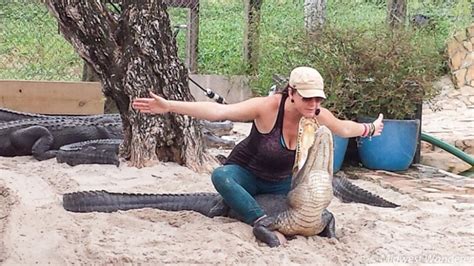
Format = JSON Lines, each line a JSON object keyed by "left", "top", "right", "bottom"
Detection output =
{"left": 296, "top": 91, "right": 324, "bottom": 103}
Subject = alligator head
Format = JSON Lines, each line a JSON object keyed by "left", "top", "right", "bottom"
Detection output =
{"left": 291, "top": 117, "right": 334, "bottom": 190}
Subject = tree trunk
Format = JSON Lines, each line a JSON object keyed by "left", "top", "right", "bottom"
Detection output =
{"left": 243, "top": 0, "right": 262, "bottom": 75}
{"left": 386, "top": 0, "right": 406, "bottom": 28}
{"left": 304, "top": 0, "right": 326, "bottom": 35}
{"left": 46, "top": 0, "right": 215, "bottom": 171}
{"left": 81, "top": 61, "right": 117, "bottom": 113}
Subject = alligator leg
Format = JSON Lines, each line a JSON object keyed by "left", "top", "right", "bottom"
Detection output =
{"left": 253, "top": 209, "right": 336, "bottom": 247}
{"left": 252, "top": 216, "right": 281, "bottom": 247}
{"left": 317, "top": 209, "right": 336, "bottom": 238}
{"left": 207, "top": 197, "right": 230, "bottom": 217}
{"left": 11, "top": 126, "right": 56, "bottom": 160}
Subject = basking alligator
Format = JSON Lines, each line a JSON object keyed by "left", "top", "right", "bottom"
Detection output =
{"left": 0, "top": 107, "right": 49, "bottom": 121}
{"left": 63, "top": 119, "right": 399, "bottom": 247}
{"left": 54, "top": 132, "right": 232, "bottom": 166}
{"left": 0, "top": 107, "right": 233, "bottom": 164}
{"left": 0, "top": 117, "right": 123, "bottom": 160}
{"left": 0, "top": 107, "right": 121, "bottom": 122}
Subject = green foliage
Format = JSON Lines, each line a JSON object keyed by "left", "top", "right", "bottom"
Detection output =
{"left": 255, "top": 22, "right": 444, "bottom": 120}
{"left": 306, "top": 25, "right": 444, "bottom": 120}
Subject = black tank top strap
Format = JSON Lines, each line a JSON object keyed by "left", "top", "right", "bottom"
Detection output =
{"left": 274, "top": 93, "right": 288, "bottom": 130}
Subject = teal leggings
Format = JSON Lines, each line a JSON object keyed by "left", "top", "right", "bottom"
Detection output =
{"left": 211, "top": 164, "right": 291, "bottom": 224}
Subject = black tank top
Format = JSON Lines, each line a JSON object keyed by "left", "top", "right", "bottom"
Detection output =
{"left": 225, "top": 94, "right": 296, "bottom": 181}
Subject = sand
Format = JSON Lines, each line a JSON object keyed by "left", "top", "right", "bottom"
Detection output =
{"left": 0, "top": 123, "right": 473, "bottom": 265}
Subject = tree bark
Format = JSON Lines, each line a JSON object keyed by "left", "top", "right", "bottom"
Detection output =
{"left": 243, "top": 0, "right": 262, "bottom": 75}
{"left": 386, "top": 0, "right": 406, "bottom": 28}
{"left": 46, "top": 0, "right": 215, "bottom": 171}
{"left": 304, "top": 0, "right": 326, "bottom": 35}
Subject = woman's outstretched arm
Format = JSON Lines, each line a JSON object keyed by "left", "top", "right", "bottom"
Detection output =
{"left": 318, "top": 108, "right": 384, "bottom": 138}
{"left": 132, "top": 91, "right": 271, "bottom": 122}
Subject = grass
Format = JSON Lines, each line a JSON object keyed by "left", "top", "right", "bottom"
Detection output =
{"left": 0, "top": 0, "right": 471, "bottom": 94}
{"left": 0, "top": 1, "right": 82, "bottom": 80}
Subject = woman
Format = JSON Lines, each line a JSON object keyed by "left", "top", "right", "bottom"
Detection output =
{"left": 132, "top": 66, "right": 383, "bottom": 227}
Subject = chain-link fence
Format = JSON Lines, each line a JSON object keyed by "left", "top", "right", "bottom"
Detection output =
{"left": 0, "top": 0, "right": 472, "bottom": 89}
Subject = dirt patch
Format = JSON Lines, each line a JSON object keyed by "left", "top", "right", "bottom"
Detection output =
{"left": 0, "top": 183, "right": 16, "bottom": 263}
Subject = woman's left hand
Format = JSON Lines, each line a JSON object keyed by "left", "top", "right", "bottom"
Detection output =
{"left": 372, "top": 113, "right": 384, "bottom": 136}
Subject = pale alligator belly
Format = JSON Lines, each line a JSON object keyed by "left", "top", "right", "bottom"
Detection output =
{"left": 275, "top": 171, "right": 333, "bottom": 236}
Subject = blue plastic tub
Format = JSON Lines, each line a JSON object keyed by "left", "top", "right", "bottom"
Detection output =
{"left": 357, "top": 119, "right": 420, "bottom": 171}
{"left": 333, "top": 134, "right": 348, "bottom": 173}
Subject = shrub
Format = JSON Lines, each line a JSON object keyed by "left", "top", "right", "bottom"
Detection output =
{"left": 259, "top": 24, "right": 445, "bottom": 120}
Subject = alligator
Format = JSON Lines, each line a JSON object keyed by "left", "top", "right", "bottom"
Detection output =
{"left": 63, "top": 118, "right": 399, "bottom": 247}
{"left": 251, "top": 120, "right": 335, "bottom": 245}
{"left": 0, "top": 107, "right": 49, "bottom": 121}
{"left": 0, "top": 118, "right": 123, "bottom": 160}
{"left": 201, "top": 120, "right": 235, "bottom": 149}
{"left": 56, "top": 139, "right": 122, "bottom": 166}
{"left": 51, "top": 118, "right": 234, "bottom": 166}
{"left": 0, "top": 107, "right": 232, "bottom": 137}
{"left": 0, "top": 107, "right": 121, "bottom": 122}
{"left": 202, "top": 129, "right": 235, "bottom": 149}
{"left": 0, "top": 107, "right": 234, "bottom": 164}
{"left": 0, "top": 108, "right": 230, "bottom": 135}
{"left": 200, "top": 120, "right": 234, "bottom": 136}
{"left": 53, "top": 130, "right": 233, "bottom": 166}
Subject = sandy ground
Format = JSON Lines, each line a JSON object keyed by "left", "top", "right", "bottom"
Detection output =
{"left": 0, "top": 135, "right": 473, "bottom": 265}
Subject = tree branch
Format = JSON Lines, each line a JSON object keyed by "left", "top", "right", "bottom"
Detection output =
{"left": 46, "top": 0, "right": 120, "bottom": 77}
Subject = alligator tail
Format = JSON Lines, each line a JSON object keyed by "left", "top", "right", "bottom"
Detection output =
{"left": 57, "top": 149, "right": 120, "bottom": 166}
{"left": 63, "top": 190, "right": 226, "bottom": 217}
{"left": 57, "top": 139, "right": 122, "bottom": 166}
{"left": 59, "top": 139, "right": 122, "bottom": 151}
{"left": 332, "top": 176, "right": 399, "bottom": 208}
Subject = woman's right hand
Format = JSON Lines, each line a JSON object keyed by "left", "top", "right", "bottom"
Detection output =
{"left": 132, "top": 91, "right": 170, "bottom": 114}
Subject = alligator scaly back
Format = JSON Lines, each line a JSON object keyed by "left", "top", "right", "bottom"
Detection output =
{"left": 0, "top": 107, "right": 121, "bottom": 122}
{"left": 0, "top": 107, "right": 49, "bottom": 121}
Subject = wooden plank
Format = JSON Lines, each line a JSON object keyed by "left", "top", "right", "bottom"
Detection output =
{"left": 0, "top": 80, "right": 104, "bottom": 115}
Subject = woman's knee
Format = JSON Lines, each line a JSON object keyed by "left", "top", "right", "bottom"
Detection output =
{"left": 211, "top": 165, "right": 237, "bottom": 190}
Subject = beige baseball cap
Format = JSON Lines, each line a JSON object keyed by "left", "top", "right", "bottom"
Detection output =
{"left": 289, "top": 66, "right": 326, "bottom": 99}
